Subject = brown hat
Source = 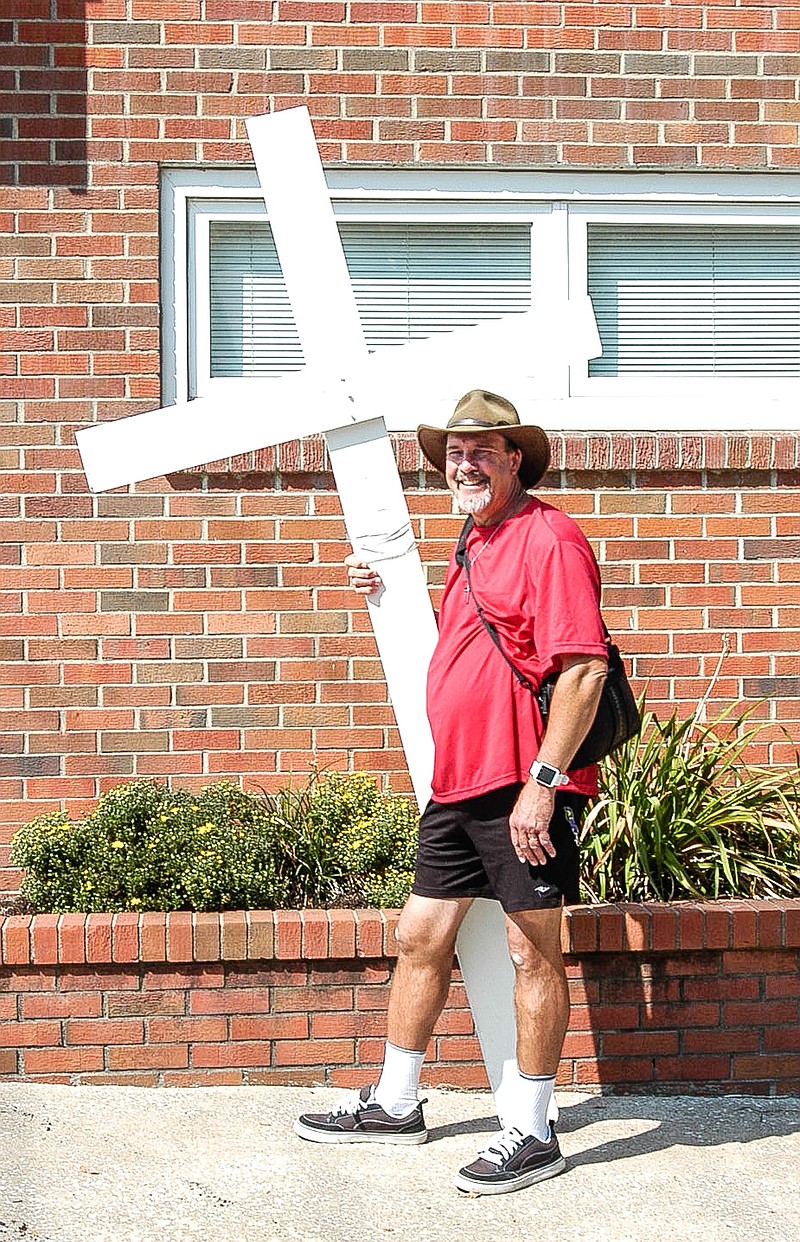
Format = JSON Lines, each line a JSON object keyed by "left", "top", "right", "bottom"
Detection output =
{"left": 417, "top": 390, "right": 550, "bottom": 489}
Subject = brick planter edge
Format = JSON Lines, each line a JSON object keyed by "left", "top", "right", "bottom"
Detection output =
{"left": 1, "top": 900, "right": 799, "bottom": 1093}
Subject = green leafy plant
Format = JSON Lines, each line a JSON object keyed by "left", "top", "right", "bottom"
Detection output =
{"left": 582, "top": 703, "right": 800, "bottom": 902}
{"left": 10, "top": 773, "right": 418, "bottom": 914}
{"left": 259, "top": 769, "right": 417, "bottom": 908}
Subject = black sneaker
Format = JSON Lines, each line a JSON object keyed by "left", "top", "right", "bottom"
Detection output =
{"left": 455, "top": 1125, "right": 566, "bottom": 1195}
{"left": 293, "top": 1085, "right": 428, "bottom": 1145}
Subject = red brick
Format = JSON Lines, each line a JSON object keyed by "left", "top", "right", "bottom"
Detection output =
{"left": 58, "top": 913, "right": 86, "bottom": 964}
{"left": 107, "top": 1044, "right": 188, "bottom": 1070}
{"left": 23, "top": 1047, "right": 104, "bottom": 1074}
{"left": 162, "top": 1070, "right": 244, "bottom": 1086}
{"left": 273, "top": 1038, "right": 353, "bottom": 1067}
{"left": 190, "top": 1042, "right": 271, "bottom": 1069}
{"left": 139, "top": 912, "right": 166, "bottom": 962}
{"left": 2, "top": 915, "right": 32, "bottom": 965}
{"left": 273, "top": 985, "right": 353, "bottom": 1013}
{"left": 166, "top": 911, "right": 193, "bottom": 963}
{"left": 603, "top": 1031, "right": 679, "bottom": 1056}
{"left": 0, "top": 1020, "right": 60, "bottom": 1046}
{"left": 301, "top": 910, "right": 329, "bottom": 959}
{"left": 193, "top": 913, "right": 221, "bottom": 962}
{"left": 112, "top": 912, "right": 140, "bottom": 963}
{"left": 148, "top": 1016, "right": 227, "bottom": 1043}
{"left": 22, "top": 992, "right": 101, "bottom": 1020}
{"left": 328, "top": 909, "right": 357, "bottom": 958}
{"left": 230, "top": 1015, "right": 309, "bottom": 1041}
{"left": 641, "top": 1002, "right": 721, "bottom": 1029}
{"left": 274, "top": 910, "right": 302, "bottom": 960}
{"left": 564, "top": 906, "right": 598, "bottom": 953}
{"left": 576, "top": 1057, "right": 653, "bottom": 1083}
{"left": 60, "top": 969, "right": 139, "bottom": 992}
{"left": 107, "top": 991, "right": 185, "bottom": 1017}
{"left": 84, "top": 914, "right": 113, "bottom": 965}
{"left": 220, "top": 911, "right": 247, "bottom": 961}
{"left": 311, "top": 1011, "right": 387, "bottom": 1039}
{"left": 355, "top": 910, "right": 385, "bottom": 957}
{"left": 189, "top": 989, "right": 272, "bottom": 1016}
{"left": 733, "top": 1053, "right": 800, "bottom": 1080}
{"left": 724, "top": 1000, "right": 799, "bottom": 1027}
{"left": 723, "top": 950, "right": 796, "bottom": 975}
{"left": 66, "top": 1018, "right": 144, "bottom": 1045}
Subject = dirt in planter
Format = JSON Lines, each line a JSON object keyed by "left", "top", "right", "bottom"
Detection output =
{"left": 0, "top": 895, "right": 36, "bottom": 917}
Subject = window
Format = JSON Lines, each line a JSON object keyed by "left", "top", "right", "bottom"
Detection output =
{"left": 587, "top": 224, "right": 800, "bottom": 377}
{"left": 208, "top": 220, "right": 531, "bottom": 379}
{"left": 163, "top": 167, "right": 800, "bottom": 430}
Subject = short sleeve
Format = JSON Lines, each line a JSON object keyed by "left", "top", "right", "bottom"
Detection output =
{"left": 532, "top": 532, "right": 608, "bottom": 678}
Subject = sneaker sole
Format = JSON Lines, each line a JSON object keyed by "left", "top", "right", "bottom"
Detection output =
{"left": 293, "top": 1119, "right": 428, "bottom": 1146}
{"left": 454, "top": 1153, "right": 566, "bottom": 1195}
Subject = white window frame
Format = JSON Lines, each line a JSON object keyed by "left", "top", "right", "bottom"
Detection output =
{"left": 162, "top": 166, "right": 800, "bottom": 430}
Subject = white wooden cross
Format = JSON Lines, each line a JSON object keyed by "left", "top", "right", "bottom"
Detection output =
{"left": 76, "top": 107, "right": 600, "bottom": 1125}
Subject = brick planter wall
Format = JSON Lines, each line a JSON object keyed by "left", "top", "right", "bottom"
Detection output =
{"left": 1, "top": 899, "right": 799, "bottom": 1094}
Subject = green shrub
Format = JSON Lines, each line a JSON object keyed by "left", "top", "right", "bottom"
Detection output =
{"left": 582, "top": 703, "right": 800, "bottom": 902}
{"left": 10, "top": 772, "right": 418, "bottom": 914}
{"left": 258, "top": 770, "right": 417, "bottom": 908}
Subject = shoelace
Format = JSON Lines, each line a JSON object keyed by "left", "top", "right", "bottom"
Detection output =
{"left": 330, "top": 1088, "right": 373, "bottom": 1117}
{"left": 475, "top": 1126, "right": 527, "bottom": 1166}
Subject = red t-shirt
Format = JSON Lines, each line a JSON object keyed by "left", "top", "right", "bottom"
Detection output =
{"left": 426, "top": 497, "right": 608, "bottom": 802}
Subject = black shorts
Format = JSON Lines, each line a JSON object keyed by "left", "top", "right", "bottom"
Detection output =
{"left": 411, "top": 784, "right": 587, "bottom": 913}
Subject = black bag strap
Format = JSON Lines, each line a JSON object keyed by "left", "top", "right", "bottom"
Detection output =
{"left": 454, "top": 515, "right": 612, "bottom": 694}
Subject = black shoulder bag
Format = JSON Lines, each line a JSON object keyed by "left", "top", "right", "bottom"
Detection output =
{"left": 454, "top": 516, "right": 640, "bottom": 768}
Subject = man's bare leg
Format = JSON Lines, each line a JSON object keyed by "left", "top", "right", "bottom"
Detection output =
{"left": 370, "top": 894, "right": 473, "bottom": 1115}
{"left": 454, "top": 905, "right": 569, "bottom": 1192}
{"left": 385, "top": 893, "right": 473, "bottom": 1050}
{"left": 506, "top": 906, "right": 569, "bottom": 1073}
{"left": 497, "top": 906, "right": 568, "bottom": 1140}
{"left": 294, "top": 894, "right": 472, "bottom": 1143}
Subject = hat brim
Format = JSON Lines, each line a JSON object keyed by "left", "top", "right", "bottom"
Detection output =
{"left": 417, "top": 420, "right": 551, "bottom": 489}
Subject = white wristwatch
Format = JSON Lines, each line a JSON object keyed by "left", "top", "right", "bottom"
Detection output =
{"left": 529, "top": 760, "right": 569, "bottom": 788}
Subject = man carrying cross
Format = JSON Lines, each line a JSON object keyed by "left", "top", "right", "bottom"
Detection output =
{"left": 294, "top": 389, "right": 609, "bottom": 1196}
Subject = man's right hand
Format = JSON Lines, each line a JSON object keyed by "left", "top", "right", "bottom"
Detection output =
{"left": 344, "top": 554, "right": 382, "bottom": 596}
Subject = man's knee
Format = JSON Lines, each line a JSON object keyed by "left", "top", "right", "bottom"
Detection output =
{"left": 505, "top": 908, "right": 565, "bottom": 977}
{"left": 395, "top": 895, "right": 469, "bottom": 964}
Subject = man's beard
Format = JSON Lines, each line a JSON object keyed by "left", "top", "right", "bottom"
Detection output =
{"left": 455, "top": 479, "right": 492, "bottom": 514}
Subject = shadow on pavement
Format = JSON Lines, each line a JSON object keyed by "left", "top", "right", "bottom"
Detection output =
{"left": 428, "top": 1094, "right": 800, "bottom": 1164}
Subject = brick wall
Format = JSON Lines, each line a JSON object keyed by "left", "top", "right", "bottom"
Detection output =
{"left": 3, "top": 6, "right": 800, "bottom": 891}
{"left": 1, "top": 900, "right": 799, "bottom": 1091}
{"left": 2, "top": 438, "right": 800, "bottom": 891}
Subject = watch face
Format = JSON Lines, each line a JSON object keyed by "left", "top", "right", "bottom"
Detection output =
{"left": 536, "top": 763, "right": 559, "bottom": 784}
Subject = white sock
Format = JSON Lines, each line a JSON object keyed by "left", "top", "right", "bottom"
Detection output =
{"left": 374, "top": 1042, "right": 426, "bottom": 1117}
{"left": 504, "top": 1071, "right": 555, "bottom": 1143}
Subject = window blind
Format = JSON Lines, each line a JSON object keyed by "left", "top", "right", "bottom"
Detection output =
{"left": 209, "top": 221, "right": 531, "bottom": 378}
{"left": 588, "top": 225, "right": 800, "bottom": 376}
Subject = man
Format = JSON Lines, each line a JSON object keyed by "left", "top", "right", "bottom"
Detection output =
{"left": 294, "top": 390, "right": 608, "bottom": 1195}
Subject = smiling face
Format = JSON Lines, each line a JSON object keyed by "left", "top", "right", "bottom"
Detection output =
{"left": 444, "top": 431, "right": 523, "bottom": 526}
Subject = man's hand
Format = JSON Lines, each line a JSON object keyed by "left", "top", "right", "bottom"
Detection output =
{"left": 344, "top": 553, "right": 382, "bottom": 596}
{"left": 509, "top": 780, "right": 557, "bottom": 866}
{"left": 509, "top": 653, "right": 606, "bottom": 865}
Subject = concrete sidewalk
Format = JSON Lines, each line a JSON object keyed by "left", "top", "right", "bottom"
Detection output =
{"left": 1, "top": 1084, "right": 798, "bottom": 1242}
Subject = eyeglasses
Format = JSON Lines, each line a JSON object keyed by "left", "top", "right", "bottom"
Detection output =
{"left": 445, "top": 448, "right": 508, "bottom": 466}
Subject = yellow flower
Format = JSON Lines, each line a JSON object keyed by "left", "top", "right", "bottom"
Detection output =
{"left": 197, "top": 822, "right": 215, "bottom": 835}
{"left": 111, "top": 840, "right": 124, "bottom": 850}
{"left": 130, "top": 897, "right": 141, "bottom": 906}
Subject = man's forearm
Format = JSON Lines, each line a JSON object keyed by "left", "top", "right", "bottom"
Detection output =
{"left": 534, "top": 656, "right": 607, "bottom": 771}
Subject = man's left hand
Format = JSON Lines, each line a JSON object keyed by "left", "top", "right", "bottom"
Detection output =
{"left": 509, "top": 780, "right": 557, "bottom": 866}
